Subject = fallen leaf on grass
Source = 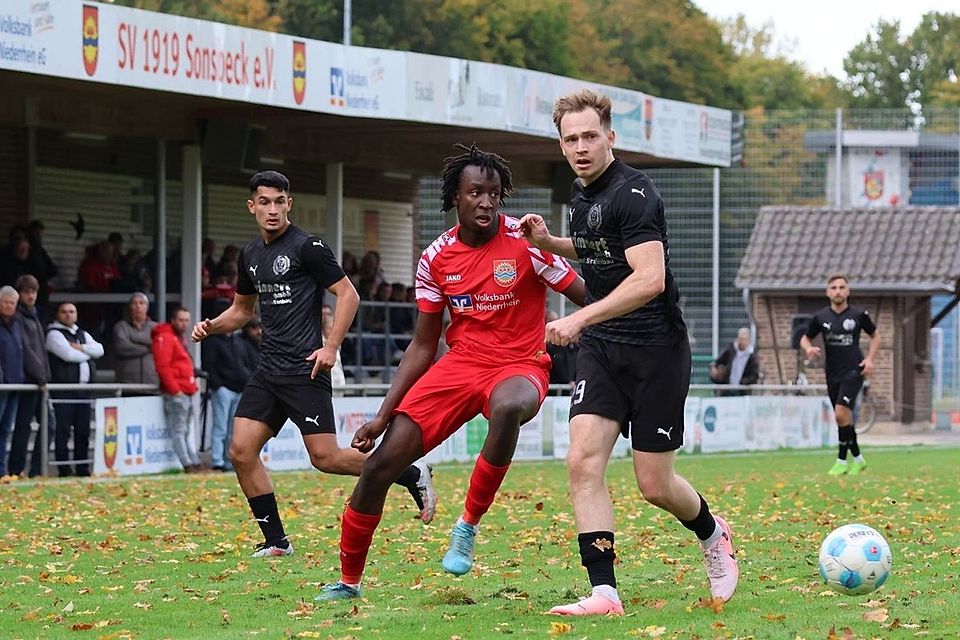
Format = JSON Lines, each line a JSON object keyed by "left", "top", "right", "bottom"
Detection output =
{"left": 762, "top": 613, "right": 785, "bottom": 621}
{"left": 863, "top": 608, "right": 888, "bottom": 623}
{"left": 287, "top": 600, "right": 314, "bottom": 619}
{"left": 549, "top": 621, "right": 572, "bottom": 635}
{"left": 826, "top": 626, "right": 854, "bottom": 640}
{"left": 70, "top": 622, "right": 94, "bottom": 631}
{"left": 220, "top": 608, "right": 231, "bottom": 625}
{"left": 696, "top": 596, "right": 725, "bottom": 614}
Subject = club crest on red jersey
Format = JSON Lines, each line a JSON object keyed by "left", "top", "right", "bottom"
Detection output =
{"left": 492, "top": 259, "right": 516, "bottom": 287}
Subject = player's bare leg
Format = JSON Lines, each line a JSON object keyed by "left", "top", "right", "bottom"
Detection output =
{"left": 303, "top": 433, "right": 366, "bottom": 475}
{"left": 549, "top": 414, "right": 624, "bottom": 615}
{"left": 317, "top": 415, "right": 424, "bottom": 601}
{"left": 302, "top": 432, "right": 436, "bottom": 523}
{"left": 230, "top": 417, "right": 293, "bottom": 557}
{"left": 442, "top": 377, "right": 538, "bottom": 575}
{"left": 633, "top": 451, "right": 738, "bottom": 602}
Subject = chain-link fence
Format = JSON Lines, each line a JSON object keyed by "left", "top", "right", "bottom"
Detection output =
{"left": 416, "top": 108, "right": 960, "bottom": 396}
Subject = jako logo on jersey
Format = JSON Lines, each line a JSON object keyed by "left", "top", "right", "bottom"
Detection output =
{"left": 82, "top": 5, "right": 99, "bottom": 77}
{"left": 842, "top": 318, "right": 856, "bottom": 331}
{"left": 492, "top": 260, "right": 517, "bottom": 287}
{"left": 587, "top": 203, "right": 602, "bottom": 229}
{"left": 448, "top": 294, "right": 473, "bottom": 313}
{"left": 292, "top": 41, "right": 306, "bottom": 105}
{"left": 445, "top": 274, "right": 463, "bottom": 282}
{"left": 273, "top": 254, "right": 290, "bottom": 276}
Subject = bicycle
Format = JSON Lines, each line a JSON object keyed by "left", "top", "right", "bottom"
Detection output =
{"left": 794, "top": 355, "right": 877, "bottom": 434}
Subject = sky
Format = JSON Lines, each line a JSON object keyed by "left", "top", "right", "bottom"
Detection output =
{"left": 694, "top": 0, "right": 957, "bottom": 79}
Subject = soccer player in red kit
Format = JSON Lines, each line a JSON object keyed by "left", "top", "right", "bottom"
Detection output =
{"left": 316, "top": 144, "right": 585, "bottom": 601}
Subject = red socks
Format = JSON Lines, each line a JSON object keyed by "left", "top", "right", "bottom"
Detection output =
{"left": 339, "top": 505, "right": 383, "bottom": 585}
{"left": 462, "top": 455, "right": 511, "bottom": 526}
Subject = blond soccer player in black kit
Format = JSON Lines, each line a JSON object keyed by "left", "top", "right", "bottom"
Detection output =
{"left": 191, "top": 171, "right": 435, "bottom": 558}
{"left": 520, "top": 90, "right": 738, "bottom": 615}
{"left": 800, "top": 274, "right": 879, "bottom": 476}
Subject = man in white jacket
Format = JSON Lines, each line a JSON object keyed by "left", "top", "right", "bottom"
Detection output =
{"left": 46, "top": 302, "right": 104, "bottom": 477}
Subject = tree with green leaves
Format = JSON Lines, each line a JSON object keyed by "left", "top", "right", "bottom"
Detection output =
{"left": 842, "top": 12, "right": 960, "bottom": 110}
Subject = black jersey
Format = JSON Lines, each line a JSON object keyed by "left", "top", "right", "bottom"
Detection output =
{"left": 569, "top": 159, "right": 686, "bottom": 346}
{"left": 236, "top": 224, "right": 345, "bottom": 375}
{"left": 804, "top": 305, "right": 876, "bottom": 382}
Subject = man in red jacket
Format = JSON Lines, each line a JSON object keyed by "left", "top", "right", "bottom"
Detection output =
{"left": 152, "top": 307, "right": 202, "bottom": 472}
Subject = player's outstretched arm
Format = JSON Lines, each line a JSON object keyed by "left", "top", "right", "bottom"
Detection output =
{"left": 561, "top": 276, "right": 586, "bottom": 308}
{"left": 353, "top": 311, "right": 443, "bottom": 451}
{"left": 518, "top": 213, "right": 578, "bottom": 260}
{"left": 191, "top": 293, "right": 257, "bottom": 342}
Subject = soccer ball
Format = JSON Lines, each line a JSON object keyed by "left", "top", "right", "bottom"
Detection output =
{"left": 818, "top": 524, "right": 892, "bottom": 595}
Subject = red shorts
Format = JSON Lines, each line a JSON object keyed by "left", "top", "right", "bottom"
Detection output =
{"left": 393, "top": 349, "right": 552, "bottom": 453}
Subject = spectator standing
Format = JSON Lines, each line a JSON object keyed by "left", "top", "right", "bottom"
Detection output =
{"left": 152, "top": 307, "right": 202, "bottom": 472}
{"left": 0, "top": 286, "right": 24, "bottom": 476}
{"left": 202, "top": 325, "right": 256, "bottom": 472}
{"left": 112, "top": 292, "right": 159, "bottom": 386}
{"left": 26, "top": 220, "right": 59, "bottom": 313}
{"left": 238, "top": 317, "right": 262, "bottom": 372}
{"left": 0, "top": 236, "right": 33, "bottom": 290}
{"left": 202, "top": 237, "right": 218, "bottom": 276}
{"left": 709, "top": 327, "right": 761, "bottom": 395}
{"left": 46, "top": 302, "right": 104, "bottom": 477}
{"left": 8, "top": 275, "right": 50, "bottom": 477}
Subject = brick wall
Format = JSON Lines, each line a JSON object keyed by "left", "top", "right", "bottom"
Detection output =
{"left": 751, "top": 293, "right": 919, "bottom": 421}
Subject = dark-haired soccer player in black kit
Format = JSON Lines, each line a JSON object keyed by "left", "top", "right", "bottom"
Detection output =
{"left": 191, "top": 171, "right": 436, "bottom": 558}
{"left": 521, "top": 89, "right": 738, "bottom": 615}
{"left": 800, "top": 274, "right": 879, "bottom": 476}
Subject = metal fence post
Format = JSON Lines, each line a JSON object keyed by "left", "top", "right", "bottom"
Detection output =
{"left": 40, "top": 385, "right": 49, "bottom": 477}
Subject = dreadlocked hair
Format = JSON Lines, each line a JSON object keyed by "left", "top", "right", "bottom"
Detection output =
{"left": 439, "top": 143, "right": 513, "bottom": 212}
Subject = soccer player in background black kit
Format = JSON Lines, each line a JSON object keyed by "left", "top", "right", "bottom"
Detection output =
{"left": 192, "top": 171, "right": 435, "bottom": 558}
{"left": 520, "top": 90, "right": 738, "bottom": 615}
{"left": 800, "top": 274, "right": 879, "bottom": 476}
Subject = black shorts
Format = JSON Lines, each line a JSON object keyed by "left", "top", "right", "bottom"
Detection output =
{"left": 827, "top": 371, "right": 863, "bottom": 410}
{"left": 569, "top": 334, "right": 691, "bottom": 452}
{"left": 235, "top": 369, "right": 334, "bottom": 435}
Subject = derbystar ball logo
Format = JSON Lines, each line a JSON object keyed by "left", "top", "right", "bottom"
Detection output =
{"left": 102, "top": 406, "right": 118, "bottom": 469}
{"left": 82, "top": 5, "right": 98, "bottom": 77}
{"left": 492, "top": 260, "right": 517, "bottom": 287}
{"left": 292, "top": 41, "right": 306, "bottom": 105}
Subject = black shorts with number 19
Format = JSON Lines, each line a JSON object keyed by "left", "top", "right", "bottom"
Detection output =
{"left": 569, "top": 334, "right": 691, "bottom": 452}
{"left": 235, "top": 369, "right": 335, "bottom": 435}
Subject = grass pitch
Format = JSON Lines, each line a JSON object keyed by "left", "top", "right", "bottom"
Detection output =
{"left": 1, "top": 445, "right": 958, "bottom": 639}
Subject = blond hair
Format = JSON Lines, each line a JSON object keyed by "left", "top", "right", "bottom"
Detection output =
{"left": 552, "top": 89, "right": 612, "bottom": 133}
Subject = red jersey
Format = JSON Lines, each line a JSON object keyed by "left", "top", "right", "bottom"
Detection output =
{"left": 416, "top": 214, "right": 577, "bottom": 364}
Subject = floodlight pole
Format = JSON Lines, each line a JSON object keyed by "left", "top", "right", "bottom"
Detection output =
{"left": 835, "top": 108, "right": 843, "bottom": 208}
{"left": 343, "top": 0, "right": 351, "bottom": 46}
